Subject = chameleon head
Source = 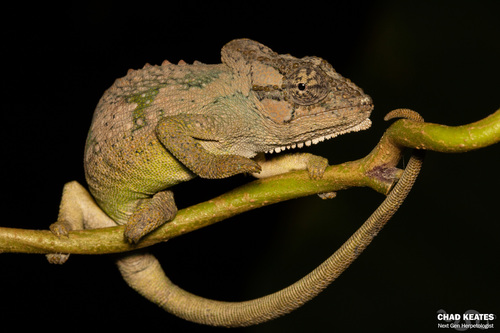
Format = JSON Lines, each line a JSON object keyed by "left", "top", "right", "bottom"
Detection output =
{"left": 222, "top": 39, "right": 373, "bottom": 154}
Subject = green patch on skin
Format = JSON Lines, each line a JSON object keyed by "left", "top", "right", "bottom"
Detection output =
{"left": 127, "top": 88, "right": 160, "bottom": 132}
{"left": 179, "top": 70, "right": 222, "bottom": 90}
{"left": 125, "top": 70, "right": 223, "bottom": 131}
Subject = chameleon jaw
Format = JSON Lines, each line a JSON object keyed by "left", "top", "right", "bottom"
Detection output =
{"left": 264, "top": 118, "right": 372, "bottom": 154}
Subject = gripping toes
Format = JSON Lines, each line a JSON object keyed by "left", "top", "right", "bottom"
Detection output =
{"left": 49, "top": 220, "right": 73, "bottom": 238}
{"left": 306, "top": 155, "right": 329, "bottom": 180}
{"left": 236, "top": 156, "right": 262, "bottom": 174}
{"left": 124, "top": 190, "right": 178, "bottom": 243}
{"left": 197, "top": 155, "right": 262, "bottom": 179}
{"left": 46, "top": 253, "right": 71, "bottom": 265}
{"left": 47, "top": 220, "right": 73, "bottom": 264}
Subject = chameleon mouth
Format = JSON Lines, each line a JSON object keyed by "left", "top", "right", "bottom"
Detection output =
{"left": 264, "top": 118, "right": 372, "bottom": 154}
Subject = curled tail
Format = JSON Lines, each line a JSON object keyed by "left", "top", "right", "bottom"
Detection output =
{"left": 117, "top": 109, "right": 424, "bottom": 327}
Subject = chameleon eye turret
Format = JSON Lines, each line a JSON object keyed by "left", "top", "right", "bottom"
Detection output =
{"left": 285, "top": 65, "right": 330, "bottom": 105}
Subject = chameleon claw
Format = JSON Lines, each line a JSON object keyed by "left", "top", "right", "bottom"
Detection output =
{"left": 123, "top": 190, "right": 178, "bottom": 244}
{"left": 317, "top": 192, "right": 337, "bottom": 200}
{"left": 123, "top": 225, "right": 145, "bottom": 244}
{"left": 306, "top": 155, "right": 329, "bottom": 180}
{"left": 46, "top": 220, "right": 75, "bottom": 264}
{"left": 49, "top": 220, "right": 72, "bottom": 238}
{"left": 46, "top": 253, "right": 71, "bottom": 265}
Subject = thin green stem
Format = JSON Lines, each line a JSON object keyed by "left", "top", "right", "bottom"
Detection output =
{"left": 385, "top": 109, "right": 500, "bottom": 152}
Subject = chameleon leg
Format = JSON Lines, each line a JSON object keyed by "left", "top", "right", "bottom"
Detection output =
{"left": 156, "top": 115, "right": 261, "bottom": 179}
{"left": 47, "top": 181, "right": 116, "bottom": 264}
{"left": 251, "top": 152, "right": 328, "bottom": 180}
{"left": 49, "top": 182, "right": 86, "bottom": 238}
{"left": 124, "top": 190, "right": 178, "bottom": 243}
{"left": 253, "top": 152, "right": 336, "bottom": 198}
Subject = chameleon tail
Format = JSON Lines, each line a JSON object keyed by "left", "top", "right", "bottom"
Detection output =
{"left": 116, "top": 109, "right": 424, "bottom": 327}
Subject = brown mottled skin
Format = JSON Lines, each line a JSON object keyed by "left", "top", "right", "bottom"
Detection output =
{"left": 47, "top": 39, "right": 422, "bottom": 327}
{"left": 82, "top": 39, "right": 372, "bottom": 241}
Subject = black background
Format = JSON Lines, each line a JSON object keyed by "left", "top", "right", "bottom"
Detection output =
{"left": 1, "top": 1, "right": 499, "bottom": 332}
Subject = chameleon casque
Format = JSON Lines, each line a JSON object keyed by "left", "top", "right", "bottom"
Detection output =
{"left": 48, "top": 39, "right": 421, "bottom": 327}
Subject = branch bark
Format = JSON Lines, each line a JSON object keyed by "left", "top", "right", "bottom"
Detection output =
{"left": 0, "top": 108, "right": 498, "bottom": 255}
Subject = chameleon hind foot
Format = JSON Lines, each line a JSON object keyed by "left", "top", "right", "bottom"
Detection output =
{"left": 46, "top": 220, "right": 74, "bottom": 264}
{"left": 124, "top": 190, "right": 178, "bottom": 243}
{"left": 46, "top": 253, "right": 71, "bottom": 265}
{"left": 46, "top": 181, "right": 116, "bottom": 264}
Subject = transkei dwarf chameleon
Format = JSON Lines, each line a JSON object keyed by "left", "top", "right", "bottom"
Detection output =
{"left": 47, "top": 39, "right": 421, "bottom": 327}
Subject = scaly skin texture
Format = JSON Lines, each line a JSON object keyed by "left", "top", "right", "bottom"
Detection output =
{"left": 48, "top": 39, "right": 378, "bottom": 325}
{"left": 81, "top": 38, "right": 372, "bottom": 242}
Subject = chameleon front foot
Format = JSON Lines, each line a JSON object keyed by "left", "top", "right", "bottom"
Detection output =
{"left": 305, "top": 154, "right": 329, "bottom": 180}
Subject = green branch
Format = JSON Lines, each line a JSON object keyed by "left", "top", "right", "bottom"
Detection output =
{"left": 0, "top": 108, "right": 498, "bottom": 255}
{"left": 385, "top": 109, "right": 500, "bottom": 152}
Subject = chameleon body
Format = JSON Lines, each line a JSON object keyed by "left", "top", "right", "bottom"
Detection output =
{"left": 82, "top": 38, "right": 372, "bottom": 241}
{"left": 49, "top": 39, "right": 384, "bottom": 326}
{"left": 80, "top": 39, "right": 373, "bottom": 242}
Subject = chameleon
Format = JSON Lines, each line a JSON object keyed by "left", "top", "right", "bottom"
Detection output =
{"left": 47, "top": 39, "right": 422, "bottom": 326}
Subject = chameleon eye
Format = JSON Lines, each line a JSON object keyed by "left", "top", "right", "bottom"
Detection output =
{"left": 286, "top": 66, "right": 329, "bottom": 105}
